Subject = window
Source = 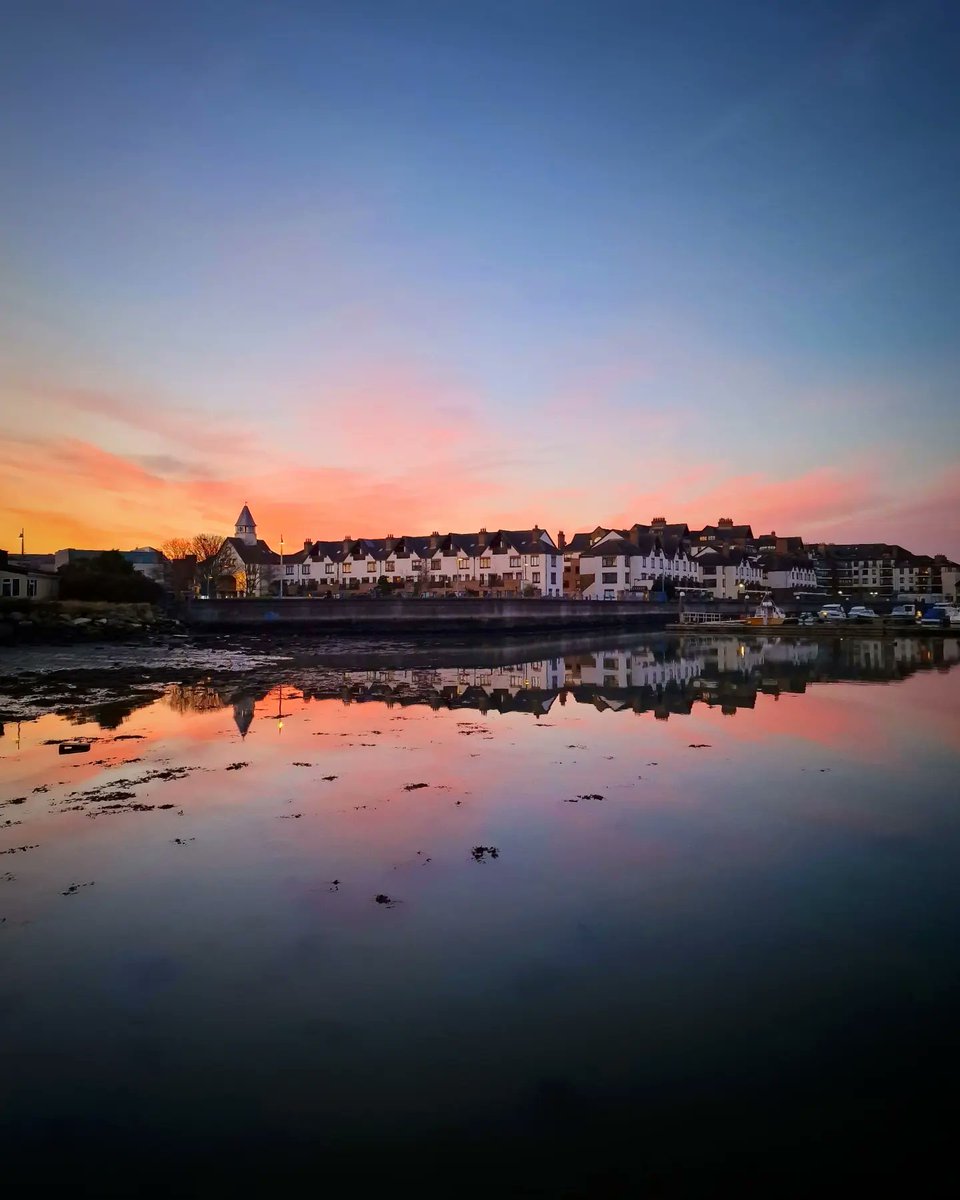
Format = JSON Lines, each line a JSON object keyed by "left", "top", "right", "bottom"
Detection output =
{"left": 27, "top": 578, "right": 38, "bottom": 597}
{"left": 550, "top": 573, "right": 556, "bottom": 585}
{"left": 386, "top": 562, "right": 395, "bottom": 572}
{"left": 509, "top": 556, "right": 521, "bottom": 568}
{"left": 602, "top": 556, "right": 617, "bottom": 568}
{"left": 325, "top": 564, "right": 334, "bottom": 574}
{"left": 285, "top": 565, "right": 294, "bottom": 575}
{"left": 532, "top": 572, "right": 540, "bottom": 583}
{"left": 458, "top": 558, "right": 468, "bottom": 569}
{"left": 2, "top": 578, "right": 19, "bottom": 597}
{"left": 603, "top": 657, "right": 618, "bottom": 670}
{"left": 342, "top": 562, "right": 352, "bottom": 574}
{"left": 367, "top": 561, "right": 376, "bottom": 573}
{"left": 602, "top": 572, "right": 618, "bottom": 583}
{"left": 480, "top": 557, "right": 491, "bottom": 568}
{"left": 301, "top": 564, "right": 310, "bottom": 575}
{"left": 603, "top": 590, "right": 615, "bottom": 600}
{"left": 431, "top": 559, "right": 441, "bottom": 570}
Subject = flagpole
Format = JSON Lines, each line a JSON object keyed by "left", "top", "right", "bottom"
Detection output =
{"left": 19, "top": 528, "right": 24, "bottom": 557}
{"left": 280, "top": 534, "right": 284, "bottom": 599}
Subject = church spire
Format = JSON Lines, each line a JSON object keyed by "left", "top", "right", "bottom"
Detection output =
{"left": 235, "top": 503, "right": 257, "bottom": 546}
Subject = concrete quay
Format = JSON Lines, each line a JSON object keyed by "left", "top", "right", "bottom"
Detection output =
{"left": 179, "top": 596, "right": 683, "bottom": 633}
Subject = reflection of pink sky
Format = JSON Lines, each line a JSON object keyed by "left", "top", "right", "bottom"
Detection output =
{"left": 3, "top": 672, "right": 958, "bottom": 873}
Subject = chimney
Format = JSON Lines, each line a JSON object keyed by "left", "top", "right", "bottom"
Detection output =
{"left": 479, "top": 527, "right": 487, "bottom": 534}
{"left": 718, "top": 517, "right": 734, "bottom": 528}
{"left": 430, "top": 530, "right": 440, "bottom": 550}
{"left": 651, "top": 516, "right": 666, "bottom": 527}
{"left": 343, "top": 536, "right": 352, "bottom": 552}
{"left": 303, "top": 539, "right": 312, "bottom": 553}
{"left": 385, "top": 534, "right": 395, "bottom": 552}
{"left": 557, "top": 531, "right": 566, "bottom": 551}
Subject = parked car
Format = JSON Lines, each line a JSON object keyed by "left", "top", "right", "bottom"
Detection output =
{"left": 817, "top": 604, "right": 847, "bottom": 621}
{"left": 848, "top": 605, "right": 878, "bottom": 621}
{"left": 919, "top": 604, "right": 960, "bottom": 627}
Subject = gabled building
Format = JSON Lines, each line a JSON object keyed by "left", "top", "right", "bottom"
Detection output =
{"left": 759, "top": 552, "right": 818, "bottom": 594}
{"left": 576, "top": 529, "right": 702, "bottom": 600}
{"left": 0, "top": 549, "right": 59, "bottom": 599}
{"left": 214, "top": 506, "right": 284, "bottom": 596}
{"left": 689, "top": 545, "right": 763, "bottom": 600}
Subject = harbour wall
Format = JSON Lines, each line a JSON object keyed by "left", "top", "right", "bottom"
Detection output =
{"left": 177, "top": 597, "right": 735, "bottom": 633}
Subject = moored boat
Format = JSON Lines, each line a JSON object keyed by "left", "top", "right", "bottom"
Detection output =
{"left": 742, "top": 597, "right": 786, "bottom": 626}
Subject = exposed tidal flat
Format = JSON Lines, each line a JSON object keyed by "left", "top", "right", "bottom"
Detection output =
{"left": 1, "top": 631, "right": 959, "bottom": 1195}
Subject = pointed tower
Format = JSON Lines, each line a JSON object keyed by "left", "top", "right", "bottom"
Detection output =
{"left": 235, "top": 504, "right": 257, "bottom": 547}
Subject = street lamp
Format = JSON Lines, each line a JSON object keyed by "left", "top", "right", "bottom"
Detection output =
{"left": 280, "top": 534, "right": 285, "bottom": 598}
{"left": 679, "top": 590, "right": 686, "bottom": 622}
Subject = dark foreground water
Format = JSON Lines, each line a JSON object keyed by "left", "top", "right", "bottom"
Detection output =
{"left": 1, "top": 632, "right": 959, "bottom": 1195}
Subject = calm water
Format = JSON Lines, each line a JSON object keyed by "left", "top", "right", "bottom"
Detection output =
{"left": 2, "top": 633, "right": 959, "bottom": 1195}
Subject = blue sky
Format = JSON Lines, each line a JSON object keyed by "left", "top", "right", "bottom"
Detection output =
{"left": 1, "top": 0, "right": 957, "bottom": 552}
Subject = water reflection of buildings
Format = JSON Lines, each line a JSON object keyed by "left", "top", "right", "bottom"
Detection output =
{"left": 159, "top": 636, "right": 960, "bottom": 735}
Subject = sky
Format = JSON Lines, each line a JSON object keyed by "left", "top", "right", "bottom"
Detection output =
{"left": 1, "top": 0, "right": 958, "bottom": 555}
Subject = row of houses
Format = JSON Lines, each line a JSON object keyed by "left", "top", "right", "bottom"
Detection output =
{"left": 7, "top": 510, "right": 954, "bottom": 605}
{"left": 215, "top": 507, "right": 564, "bottom": 596}
{"left": 211, "top": 509, "right": 960, "bottom": 602}
{"left": 562, "top": 519, "right": 818, "bottom": 600}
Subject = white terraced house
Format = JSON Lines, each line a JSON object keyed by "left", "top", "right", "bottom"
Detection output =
{"left": 689, "top": 545, "right": 764, "bottom": 599}
{"left": 760, "top": 553, "right": 818, "bottom": 592}
{"left": 573, "top": 528, "right": 702, "bottom": 600}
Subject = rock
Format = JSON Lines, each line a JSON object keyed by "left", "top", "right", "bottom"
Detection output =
{"left": 72, "top": 617, "right": 92, "bottom": 626}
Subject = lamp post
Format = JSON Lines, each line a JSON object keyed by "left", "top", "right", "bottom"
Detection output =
{"left": 280, "top": 534, "right": 284, "bottom": 599}
{"left": 679, "top": 589, "right": 686, "bottom": 623}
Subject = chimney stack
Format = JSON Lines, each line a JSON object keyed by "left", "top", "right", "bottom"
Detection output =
{"left": 557, "top": 531, "right": 566, "bottom": 551}
{"left": 303, "top": 539, "right": 312, "bottom": 554}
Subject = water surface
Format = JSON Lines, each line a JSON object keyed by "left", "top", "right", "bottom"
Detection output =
{"left": 2, "top": 633, "right": 958, "bottom": 1194}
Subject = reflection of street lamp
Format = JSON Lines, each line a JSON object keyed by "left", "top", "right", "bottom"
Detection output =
{"left": 679, "top": 590, "right": 686, "bottom": 622}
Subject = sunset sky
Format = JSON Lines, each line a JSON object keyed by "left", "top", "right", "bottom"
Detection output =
{"left": 1, "top": 1, "right": 957, "bottom": 555}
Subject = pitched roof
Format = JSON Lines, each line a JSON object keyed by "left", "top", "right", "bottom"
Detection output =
{"left": 235, "top": 505, "right": 255, "bottom": 528}
{"left": 222, "top": 537, "right": 279, "bottom": 565}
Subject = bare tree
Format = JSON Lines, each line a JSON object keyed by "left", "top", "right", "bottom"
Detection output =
{"left": 161, "top": 537, "right": 193, "bottom": 560}
{"left": 192, "top": 533, "right": 226, "bottom": 595}
{"left": 413, "top": 555, "right": 432, "bottom": 595}
{"left": 192, "top": 533, "right": 225, "bottom": 561}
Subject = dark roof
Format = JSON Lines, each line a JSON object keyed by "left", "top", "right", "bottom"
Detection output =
{"left": 691, "top": 525, "right": 758, "bottom": 544}
{"left": 1, "top": 561, "right": 58, "bottom": 578}
{"left": 235, "top": 505, "right": 255, "bottom": 528}
{"left": 305, "top": 530, "right": 559, "bottom": 563}
{"left": 222, "top": 537, "right": 280, "bottom": 565}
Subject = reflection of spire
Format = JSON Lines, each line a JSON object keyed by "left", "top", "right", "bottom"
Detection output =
{"left": 233, "top": 695, "right": 255, "bottom": 738}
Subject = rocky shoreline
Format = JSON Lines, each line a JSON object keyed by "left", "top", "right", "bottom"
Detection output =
{"left": 0, "top": 601, "right": 184, "bottom": 643}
